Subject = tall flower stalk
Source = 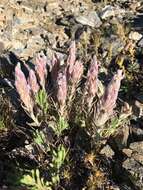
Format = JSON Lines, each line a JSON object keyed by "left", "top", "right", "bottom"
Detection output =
{"left": 15, "top": 63, "right": 40, "bottom": 126}
{"left": 15, "top": 63, "right": 34, "bottom": 113}
{"left": 67, "top": 41, "right": 76, "bottom": 79}
{"left": 35, "top": 52, "right": 47, "bottom": 89}
{"left": 56, "top": 69, "right": 67, "bottom": 116}
{"left": 84, "top": 55, "right": 98, "bottom": 110}
{"left": 28, "top": 69, "right": 39, "bottom": 95}
{"left": 51, "top": 54, "right": 60, "bottom": 83}
{"left": 66, "top": 41, "right": 83, "bottom": 103}
{"left": 94, "top": 70, "right": 124, "bottom": 127}
{"left": 69, "top": 60, "right": 83, "bottom": 100}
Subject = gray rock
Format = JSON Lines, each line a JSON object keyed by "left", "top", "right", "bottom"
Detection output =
{"left": 75, "top": 11, "right": 102, "bottom": 28}
{"left": 100, "top": 5, "right": 125, "bottom": 19}
{"left": 138, "top": 38, "right": 143, "bottom": 47}
{"left": 132, "top": 127, "right": 143, "bottom": 136}
{"left": 123, "top": 158, "right": 143, "bottom": 189}
{"left": 130, "top": 141, "right": 143, "bottom": 154}
{"left": 100, "top": 145, "right": 114, "bottom": 158}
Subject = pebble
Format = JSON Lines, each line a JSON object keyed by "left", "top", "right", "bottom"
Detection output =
{"left": 100, "top": 145, "right": 114, "bottom": 158}
{"left": 100, "top": 5, "right": 125, "bottom": 20}
{"left": 138, "top": 38, "right": 143, "bottom": 47}
{"left": 75, "top": 11, "right": 102, "bottom": 28}
{"left": 130, "top": 141, "right": 143, "bottom": 153}
{"left": 122, "top": 148, "right": 132, "bottom": 157}
{"left": 129, "top": 31, "right": 142, "bottom": 41}
{"left": 123, "top": 158, "right": 143, "bottom": 188}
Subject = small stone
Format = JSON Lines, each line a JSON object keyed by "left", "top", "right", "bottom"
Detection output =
{"left": 100, "top": 5, "right": 114, "bottom": 19}
{"left": 133, "top": 154, "right": 143, "bottom": 165}
{"left": 100, "top": 5, "right": 125, "bottom": 20}
{"left": 132, "top": 126, "right": 143, "bottom": 136}
{"left": 138, "top": 38, "right": 143, "bottom": 47}
{"left": 123, "top": 157, "right": 143, "bottom": 189}
{"left": 130, "top": 141, "right": 143, "bottom": 154}
{"left": 75, "top": 11, "right": 102, "bottom": 28}
{"left": 129, "top": 31, "right": 142, "bottom": 41}
{"left": 11, "top": 40, "right": 25, "bottom": 53}
{"left": 100, "top": 145, "right": 114, "bottom": 158}
{"left": 122, "top": 148, "right": 132, "bottom": 157}
{"left": 123, "top": 158, "right": 138, "bottom": 171}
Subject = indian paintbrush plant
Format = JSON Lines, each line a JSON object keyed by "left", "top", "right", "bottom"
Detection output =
{"left": 13, "top": 40, "right": 129, "bottom": 189}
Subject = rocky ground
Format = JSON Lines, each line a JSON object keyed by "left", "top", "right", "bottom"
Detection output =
{"left": 0, "top": 0, "right": 143, "bottom": 189}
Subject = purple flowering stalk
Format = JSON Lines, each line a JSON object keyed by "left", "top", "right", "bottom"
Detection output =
{"left": 84, "top": 55, "right": 98, "bottom": 110}
{"left": 28, "top": 69, "right": 39, "bottom": 95}
{"left": 23, "top": 62, "right": 39, "bottom": 95}
{"left": 67, "top": 41, "right": 76, "bottom": 80}
{"left": 15, "top": 63, "right": 40, "bottom": 126}
{"left": 68, "top": 60, "right": 83, "bottom": 103}
{"left": 15, "top": 63, "right": 34, "bottom": 113}
{"left": 94, "top": 70, "right": 124, "bottom": 127}
{"left": 66, "top": 42, "right": 83, "bottom": 101}
{"left": 51, "top": 53, "right": 60, "bottom": 83}
{"left": 70, "top": 60, "right": 83, "bottom": 86}
{"left": 35, "top": 52, "right": 47, "bottom": 89}
{"left": 56, "top": 69, "right": 67, "bottom": 116}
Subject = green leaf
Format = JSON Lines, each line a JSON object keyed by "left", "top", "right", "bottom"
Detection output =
{"left": 35, "top": 89, "right": 48, "bottom": 114}
{"left": 34, "top": 130, "right": 45, "bottom": 145}
{"left": 0, "top": 117, "right": 5, "bottom": 129}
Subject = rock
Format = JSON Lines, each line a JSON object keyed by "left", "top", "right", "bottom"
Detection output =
{"left": 132, "top": 124, "right": 143, "bottom": 137}
{"left": 127, "top": 142, "right": 143, "bottom": 165}
{"left": 100, "top": 145, "right": 114, "bottom": 158}
{"left": 130, "top": 141, "right": 143, "bottom": 154}
{"left": 123, "top": 158, "right": 143, "bottom": 189}
{"left": 11, "top": 40, "right": 25, "bottom": 54}
{"left": 122, "top": 148, "right": 132, "bottom": 157}
{"left": 19, "top": 35, "right": 45, "bottom": 58}
{"left": 100, "top": 5, "right": 114, "bottom": 19}
{"left": 75, "top": 11, "right": 102, "bottom": 28}
{"left": 100, "top": 5, "right": 125, "bottom": 20}
{"left": 138, "top": 38, "right": 143, "bottom": 47}
{"left": 129, "top": 31, "right": 142, "bottom": 41}
{"left": 133, "top": 154, "right": 143, "bottom": 165}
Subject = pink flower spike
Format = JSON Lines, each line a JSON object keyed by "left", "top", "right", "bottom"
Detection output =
{"left": 15, "top": 63, "right": 34, "bottom": 113}
{"left": 51, "top": 53, "right": 60, "bottom": 82}
{"left": 101, "top": 69, "right": 124, "bottom": 113}
{"left": 28, "top": 69, "right": 39, "bottom": 94}
{"left": 56, "top": 70, "right": 67, "bottom": 115}
{"left": 94, "top": 69, "right": 124, "bottom": 127}
{"left": 67, "top": 41, "right": 76, "bottom": 78}
{"left": 70, "top": 60, "right": 83, "bottom": 85}
{"left": 35, "top": 52, "right": 47, "bottom": 89}
{"left": 85, "top": 55, "right": 98, "bottom": 108}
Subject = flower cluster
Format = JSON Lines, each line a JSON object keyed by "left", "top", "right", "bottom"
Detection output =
{"left": 83, "top": 55, "right": 98, "bottom": 110}
{"left": 15, "top": 63, "right": 34, "bottom": 113}
{"left": 94, "top": 70, "right": 124, "bottom": 126}
{"left": 15, "top": 41, "right": 124, "bottom": 127}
